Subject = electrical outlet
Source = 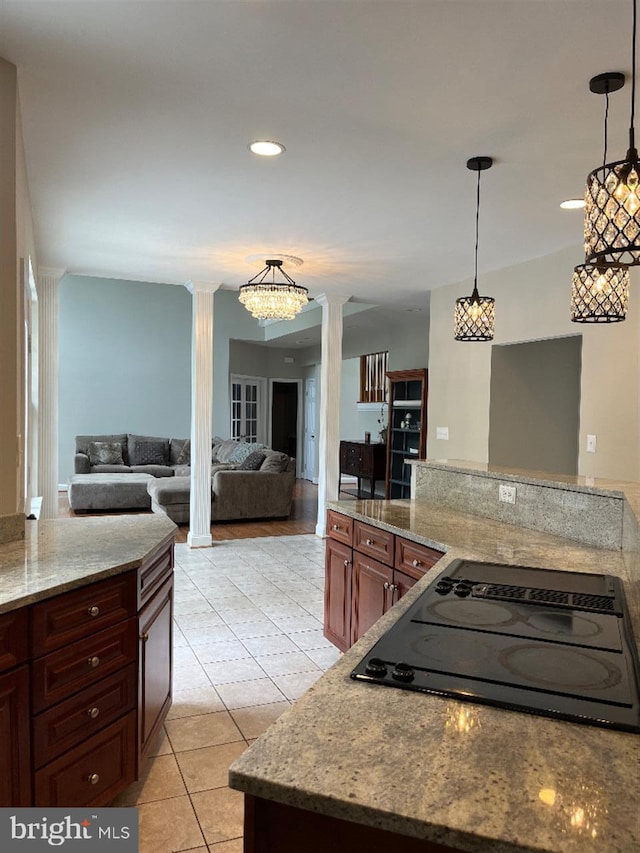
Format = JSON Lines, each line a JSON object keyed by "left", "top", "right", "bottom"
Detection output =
{"left": 587, "top": 434, "right": 597, "bottom": 453}
{"left": 436, "top": 426, "right": 449, "bottom": 440}
{"left": 499, "top": 484, "right": 516, "bottom": 504}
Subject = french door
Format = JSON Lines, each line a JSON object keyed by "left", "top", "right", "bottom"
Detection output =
{"left": 230, "top": 376, "right": 266, "bottom": 443}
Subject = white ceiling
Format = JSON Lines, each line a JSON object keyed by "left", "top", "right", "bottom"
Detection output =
{"left": 0, "top": 0, "right": 635, "bottom": 308}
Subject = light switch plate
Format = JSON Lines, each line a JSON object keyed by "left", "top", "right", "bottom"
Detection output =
{"left": 587, "top": 434, "right": 597, "bottom": 453}
{"left": 436, "top": 426, "right": 449, "bottom": 440}
{"left": 499, "top": 484, "right": 517, "bottom": 504}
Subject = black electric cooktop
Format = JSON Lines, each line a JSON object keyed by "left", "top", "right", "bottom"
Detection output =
{"left": 350, "top": 559, "right": 640, "bottom": 732}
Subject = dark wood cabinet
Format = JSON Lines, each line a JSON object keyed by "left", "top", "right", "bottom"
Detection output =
{"left": 339, "top": 440, "right": 387, "bottom": 499}
{"left": 324, "top": 511, "right": 445, "bottom": 650}
{"left": 138, "top": 574, "right": 173, "bottom": 766}
{"left": 324, "top": 538, "right": 353, "bottom": 652}
{"left": 385, "top": 369, "right": 428, "bottom": 499}
{"left": 0, "top": 537, "right": 174, "bottom": 808}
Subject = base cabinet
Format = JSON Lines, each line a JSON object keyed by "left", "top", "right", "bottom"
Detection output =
{"left": 0, "top": 538, "right": 174, "bottom": 807}
{"left": 324, "top": 511, "right": 444, "bottom": 651}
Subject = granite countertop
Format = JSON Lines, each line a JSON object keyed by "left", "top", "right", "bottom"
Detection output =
{"left": 229, "top": 499, "right": 640, "bottom": 853}
{"left": 0, "top": 515, "right": 177, "bottom": 614}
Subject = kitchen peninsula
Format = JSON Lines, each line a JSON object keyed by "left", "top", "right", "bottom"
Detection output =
{"left": 230, "top": 483, "right": 640, "bottom": 853}
{"left": 0, "top": 514, "right": 176, "bottom": 807}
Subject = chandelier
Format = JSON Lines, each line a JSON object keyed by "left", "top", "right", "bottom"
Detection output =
{"left": 238, "top": 259, "right": 309, "bottom": 320}
{"left": 454, "top": 156, "right": 496, "bottom": 341}
{"left": 584, "top": 0, "right": 640, "bottom": 266}
{"left": 572, "top": 72, "right": 630, "bottom": 323}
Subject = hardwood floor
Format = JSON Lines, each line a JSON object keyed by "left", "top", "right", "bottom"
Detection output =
{"left": 58, "top": 478, "right": 324, "bottom": 540}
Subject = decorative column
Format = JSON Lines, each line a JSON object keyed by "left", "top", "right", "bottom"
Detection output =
{"left": 37, "top": 267, "right": 65, "bottom": 520}
{"left": 315, "top": 293, "right": 349, "bottom": 537}
{"left": 185, "top": 280, "right": 219, "bottom": 548}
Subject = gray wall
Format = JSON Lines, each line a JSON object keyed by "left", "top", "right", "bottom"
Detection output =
{"left": 229, "top": 340, "right": 307, "bottom": 380}
{"left": 488, "top": 335, "right": 582, "bottom": 475}
{"left": 58, "top": 275, "right": 192, "bottom": 483}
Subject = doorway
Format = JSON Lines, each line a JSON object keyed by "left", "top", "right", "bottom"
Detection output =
{"left": 269, "top": 379, "right": 303, "bottom": 476}
{"left": 488, "top": 335, "right": 582, "bottom": 475}
{"left": 304, "top": 377, "right": 317, "bottom": 482}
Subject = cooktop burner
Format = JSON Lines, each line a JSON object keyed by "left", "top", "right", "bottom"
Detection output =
{"left": 350, "top": 559, "right": 640, "bottom": 732}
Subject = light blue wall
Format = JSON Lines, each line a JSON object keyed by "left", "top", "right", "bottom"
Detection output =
{"left": 58, "top": 275, "right": 192, "bottom": 483}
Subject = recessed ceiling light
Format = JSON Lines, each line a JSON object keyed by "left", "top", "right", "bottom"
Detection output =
{"left": 248, "top": 140, "right": 285, "bottom": 157}
{"left": 560, "top": 199, "right": 585, "bottom": 209}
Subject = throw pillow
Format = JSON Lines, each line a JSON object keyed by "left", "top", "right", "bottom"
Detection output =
{"left": 177, "top": 439, "right": 190, "bottom": 465}
{"left": 237, "top": 451, "right": 266, "bottom": 471}
{"left": 215, "top": 439, "right": 242, "bottom": 463}
{"left": 260, "top": 451, "right": 290, "bottom": 473}
{"left": 88, "top": 441, "right": 124, "bottom": 466}
{"left": 134, "top": 440, "right": 167, "bottom": 466}
{"left": 228, "top": 442, "right": 258, "bottom": 464}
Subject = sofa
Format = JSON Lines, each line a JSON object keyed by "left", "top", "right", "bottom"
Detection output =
{"left": 69, "top": 433, "right": 296, "bottom": 522}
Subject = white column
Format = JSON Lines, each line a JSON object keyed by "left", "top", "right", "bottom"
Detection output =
{"left": 37, "top": 267, "right": 64, "bottom": 520}
{"left": 185, "top": 280, "right": 219, "bottom": 548}
{"left": 315, "top": 293, "right": 349, "bottom": 537}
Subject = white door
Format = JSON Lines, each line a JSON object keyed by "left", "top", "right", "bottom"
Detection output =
{"left": 230, "top": 376, "right": 266, "bottom": 443}
{"left": 304, "top": 377, "right": 317, "bottom": 481}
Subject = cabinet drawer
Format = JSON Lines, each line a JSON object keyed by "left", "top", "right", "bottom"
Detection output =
{"left": 33, "top": 663, "right": 137, "bottom": 769}
{"left": 138, "top": 540, "right": 174, "bottom": 608}
{"left": 395, "top": 538, "right": 444, "bottom": 580}
{"left": 34, "top": 711, "right": 136, "bottom": 807}
{"left": 32, "top": 619, "right": 137, "bottom": 713}
{"left": 354, "top": 521, "right": 394, "bottom": 566}
{"left": 0, "top": 608, "right": 28, "bottom": 673}
{"left": 327, "top": 510, "right": 353, "bottom": 547}
{"left": 32, "top": 573, "right": 136, "bottom": 656}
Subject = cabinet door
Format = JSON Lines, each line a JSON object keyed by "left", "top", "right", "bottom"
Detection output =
{"left": 393, "top": 569, "right": 419, "bottom": 604}
{"left": 0, "top": 665, "right": 31, "bottom": 806}
{"left": 351, "top": 553, "right": 393, "bottom": 645}
{"left": 138, "top": 574, "right": 173, "bottom": 766}
{"left": 324, "top": 539, "right": 352, "bottom": 652}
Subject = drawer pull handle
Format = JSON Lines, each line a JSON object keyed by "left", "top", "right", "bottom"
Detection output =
{"left": 87, "top": 706, "right": 100, "bottom": 720}
{"left": 88, "top": 655, "right": 100, "bottom": 668}
{"left": 88, "top": 605, "right": 100, "bottom": 617}
{"left": 88, "top": 773, "right": 100, "bottom": 785}
{"left": 332, "top": 524, "right": 341, "bottom": 531}
{"left": 365, "top": 538, "right": 374, "bottom": 546}
{"left": 412, "top": 559, "right": 422, "bottom": 568}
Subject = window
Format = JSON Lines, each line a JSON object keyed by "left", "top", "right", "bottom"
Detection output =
{"left": 359, "top": 350, "right": 388, "bottom": 403}
{"left": 230, "top": 378, "right": 261, "bottom": 442}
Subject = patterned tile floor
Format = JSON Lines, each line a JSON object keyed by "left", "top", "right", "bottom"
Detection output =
{"left": 113, "top": 534, "right": 338, "bottom": 853}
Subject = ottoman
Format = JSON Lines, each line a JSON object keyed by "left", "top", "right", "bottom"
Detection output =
{"left": 147, "top": 476, "right": 191, "bottom": 524}
{"left": 68, "top": 473, "right": 155, "bottom": 512}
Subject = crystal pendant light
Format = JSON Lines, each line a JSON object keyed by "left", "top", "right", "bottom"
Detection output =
{"left": 584, "top": 0, "right": 640, "bottom": 266}
{"left": 454, "top": 157, "right": 496, "bottom": 341}
{"left": 572, "top": 72, "right": 630, "bottom": 323}
{"left": 238, "top": 259, "right": 309, "bottom": 320}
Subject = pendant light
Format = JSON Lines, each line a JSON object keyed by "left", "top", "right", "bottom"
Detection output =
{"left": 584, "top": 0, "right": 640, "bottom": 266}
{"left": 454, "top": 156, "right": 496, "bottom": 341}
{"left": 238, "top": 259, "right": 309, "bottom": 320}
{"left": 572, "top": 72, "right": 630, "bottom": 323}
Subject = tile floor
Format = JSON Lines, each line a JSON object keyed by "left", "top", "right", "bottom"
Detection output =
{"left": 114, "top": 533, "right": 339, "bottom": 853}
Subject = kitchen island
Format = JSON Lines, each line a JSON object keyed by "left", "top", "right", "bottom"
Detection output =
{"left": 0, "top": 514, "right": 176, "bottom": 807}
{"left": 229, "top": 498, "right": 640, "bottom": 853}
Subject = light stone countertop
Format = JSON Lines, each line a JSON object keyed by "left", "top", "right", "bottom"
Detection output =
{"left": 0, "top": 515, "right": 177, "bottom": 614}
{"left": 229, "top": 499, "right": 640, "bottom": 853}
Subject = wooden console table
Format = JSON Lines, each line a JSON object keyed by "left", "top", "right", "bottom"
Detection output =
{"left": 339, "top": 440, "right": 386, "bottom": 499}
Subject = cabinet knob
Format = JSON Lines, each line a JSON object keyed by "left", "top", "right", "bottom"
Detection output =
{"left": 365, "top": 538, "right": 374, "bottom": 546}
{"left": 87, "top": 706, "right": 100, "bottom": 720}
{"left": 87, "top": 655, "right": 100, "bottom": 668}
{"left": 332, "top": 524, "right": 341, "bottom": 531}
{"left": 383, "top": 581, "right": 390, "bottom": 590}
{"left": 343, "top": 560, "right": 350, "bottom": 568}
{"left": 412, "top": 559, "right": 421, "bottom": 568}
{"left": 88, "top": 773, "right": 100, "bottom": 785}
{"left": 88, "top": 605, "right": 100, "bottom": 617}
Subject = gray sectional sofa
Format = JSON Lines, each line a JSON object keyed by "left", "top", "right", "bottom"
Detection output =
{"left": 69, "top": 433, "right": 296, "bottom": 523}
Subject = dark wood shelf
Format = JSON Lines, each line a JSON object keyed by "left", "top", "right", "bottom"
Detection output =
{"left": 385, "top": 369, "right": 428, "bottom": 500}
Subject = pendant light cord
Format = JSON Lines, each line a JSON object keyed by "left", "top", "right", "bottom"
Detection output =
{"left": 472, "top": 169, "right": 481, "bottom": 297}
{"left": 631, "top": 0, "right": 637, "bottom": 152}
{"left": 603, "top": 91, "right": 609, "bottom": 167}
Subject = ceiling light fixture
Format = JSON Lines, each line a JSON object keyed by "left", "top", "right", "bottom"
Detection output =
{"left": 584, "top": 0, "right": 640, "bottom": 267}
{"left": 238, "top": 259, "right": 308, "bottom": 320}
{"left": 572, "top": 72, "right": 630, "bottom": 323}
{"left": 560, "top": 199, "right": 586, "bottom": 210}
{"left": 248, "top": 140, "right": 285, "bottom": 157}
{"left": 454, "top": 156, "right": 496, "bottom": 342}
